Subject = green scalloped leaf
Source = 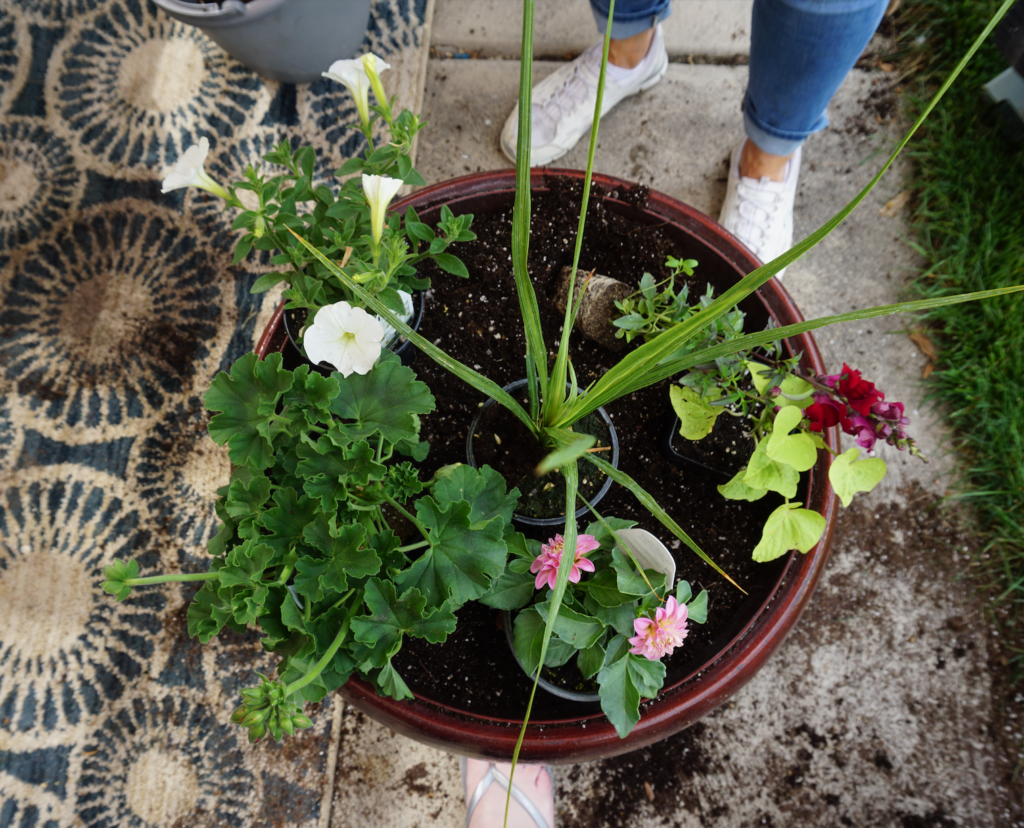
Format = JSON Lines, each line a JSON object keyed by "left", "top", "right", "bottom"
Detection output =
{"left": 205, "top": 352, "right": 293, "bottom": 470}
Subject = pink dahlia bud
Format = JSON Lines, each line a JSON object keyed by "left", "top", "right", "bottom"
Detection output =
{"left": 628, "top": 596, "right": 689, "bottom": 661}
{"left": 530, "top": 534, "right": 600, "bottom": 591}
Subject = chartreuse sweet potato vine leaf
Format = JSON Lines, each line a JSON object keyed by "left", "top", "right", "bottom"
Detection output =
{"left": 205, "top": 352, "right": 293, "bottom": 470}
{"left": 743, "top": 438, "right": 800, "bottom": 498}
{"left": 670, "top": 385, "right": 720, "bottom": 440}
{"left": 717, "top": 470, "right": 768, "bottom": 502}
{"left": 752, "top": 502, "right": 827, "bottom": 563}
{"left": 829, "top": 448, "right": 886, "bottom": 508}
{"left": 766, "top": 405, "right": 817, "bottom": 472}
{"left": 748, "top": 362, "right": 813, "bottom": 409}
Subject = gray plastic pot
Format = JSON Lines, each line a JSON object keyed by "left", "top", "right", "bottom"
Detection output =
{"left": 152, "top": 0, "right": 372, "bottom": 83}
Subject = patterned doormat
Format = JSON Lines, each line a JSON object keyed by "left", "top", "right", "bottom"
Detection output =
{"left": 0, "top": 1, "right": 431, "bottom": 825}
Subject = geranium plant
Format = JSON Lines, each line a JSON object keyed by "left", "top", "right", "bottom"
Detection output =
{"left": 161, "top": 53, "right": 476, "bottom": 364}
{"left": 104, "top": 350, "right": 525, "bottom": 742}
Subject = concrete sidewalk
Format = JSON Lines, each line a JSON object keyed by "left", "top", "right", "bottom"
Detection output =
{"left": 325, "top": 2, "right": 1020, "bottom": 826}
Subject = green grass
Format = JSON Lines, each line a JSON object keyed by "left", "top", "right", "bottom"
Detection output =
{"left": 897, "top": 1, "right": 1024, "bottom": 664}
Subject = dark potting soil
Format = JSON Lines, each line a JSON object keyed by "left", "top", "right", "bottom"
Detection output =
{"left": 387, "top": 175, "right": 796, "bottom": 722}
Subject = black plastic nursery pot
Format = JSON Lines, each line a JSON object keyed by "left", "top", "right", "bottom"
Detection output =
{"left": 254, "top": 168, "right": 839, "bottom": 764}
{"left": 465, "top": 378, "right": 621, "bottom": 530}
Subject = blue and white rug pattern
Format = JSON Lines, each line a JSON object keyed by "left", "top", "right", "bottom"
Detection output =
{"left": 0, "top": 1, "right": 428, "bottom": 825}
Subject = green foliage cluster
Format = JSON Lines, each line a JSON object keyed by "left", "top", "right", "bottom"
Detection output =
{"left": 104, "top": 350, "right": 524, "bottom": 726}
{"left": 231, "top": 140, "right": 476, "bottom": 318}
{"left": 484, "top": 518, "right": 708, "bottom": 738}
{"left": 673, "top": 357, "right": 887, "bottom": 562}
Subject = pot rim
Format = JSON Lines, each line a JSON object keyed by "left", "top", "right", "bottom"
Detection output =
{"left": 256, "top": 168, "right": 839, "bottom": 763}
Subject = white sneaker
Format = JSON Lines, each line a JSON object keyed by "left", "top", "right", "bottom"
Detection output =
{"left": 501, "top": 25, "right": 668, "bottom": 166}
{"left": 718, "top": 140, "right": 801, "bottom": 279}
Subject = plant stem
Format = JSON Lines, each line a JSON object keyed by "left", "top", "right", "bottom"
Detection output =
{"left": 381, "top": 492, "right": 430, "bottom": 541}
{"left": 397, "top": 540, "right": 429, "bottom": 553}
{"left": 283, "top": 616, "right": 352, "bottom": 698}
{"left": 273, "top": 563, "right": 295, "bottom": 587}
{"left": 125, "top": 572, "right": 220, "bottom": 586}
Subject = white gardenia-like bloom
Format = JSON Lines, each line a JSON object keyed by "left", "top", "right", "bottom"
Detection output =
{"left": 303, "top": 301, "right": 385, "bottom": 377}
{"left": 160, "top": 137, "right": 231, "bottom": 200}
{"left": 362, "top": 174, "right": 404, "bottom": 246}
{"left": 322, "top": 53, "right": 391, "bottom": 131}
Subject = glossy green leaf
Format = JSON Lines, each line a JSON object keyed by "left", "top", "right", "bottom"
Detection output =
{"left": 328, "top": 351, "right": 435, "bottom": 444}
{"left": 394, "top": 498, "right": 506, "bottom": 607}
{"left": 302, "top": 514, "right": 379, "bottom": 582}
{"left": 432, "top": 464, "right": 519, "bottom": 529}
{"left": 351, "top": 579, "right": 457, "bottom": 653}
{"left": 205, "top": 352, "right": 293, "bottom": 470}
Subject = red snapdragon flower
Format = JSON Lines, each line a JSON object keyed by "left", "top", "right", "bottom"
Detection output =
{"left": 834, "top": 363, "right": 884, "bottom": 416}
{"left": 842, "top": 414, "right": 879, "bottom": 450}
{"left": 804, "top": 394, "right": 846, "bottom": 432}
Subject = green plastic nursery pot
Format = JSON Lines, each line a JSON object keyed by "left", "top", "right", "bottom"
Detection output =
{"left": 254, "top": 169, "right": 840, "bottom": 764}
{"left": 152, "top": 0, "right": 372, "bottom": 84}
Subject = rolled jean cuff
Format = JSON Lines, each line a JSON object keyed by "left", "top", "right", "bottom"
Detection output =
{"left": 589, "top": 0, "right": 671, "bottom": 39}
{"left": 743, "top": 110, "right": 815, "bottom": 157}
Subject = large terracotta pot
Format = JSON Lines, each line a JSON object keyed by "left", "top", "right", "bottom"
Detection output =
{"left": 254, "top": 169, "right": 839, "bottom": 764}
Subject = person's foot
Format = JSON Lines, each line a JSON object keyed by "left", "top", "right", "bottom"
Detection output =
{"left": 718, "top": 139, "right": 801, "bottom": 279}
{"left": 463, "top": 758, "right": 555, "bottom": 828}
{"left": 501, "top": 25, "right": 668, "bottom": 166}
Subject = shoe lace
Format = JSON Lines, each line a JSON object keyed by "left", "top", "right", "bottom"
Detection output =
{"left": 538, "top": 47, "right": 600, "bottom": 123}
{"left": 733, "top": 179, "right": 782, "bottom": 255}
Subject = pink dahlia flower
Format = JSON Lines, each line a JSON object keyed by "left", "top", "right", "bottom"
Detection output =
{"left": 628, "top": 596, "right": 689, "bottom": 661}
{"left": 530, "top": 534, "right": 599, "bottom": 591}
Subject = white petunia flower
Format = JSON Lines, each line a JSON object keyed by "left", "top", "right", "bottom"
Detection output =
{"left": 323, "top": 53, "right": 391, "bottom": 132}
{"left": 303, "top": 301, "right": 385, "bottom": 376}
{"left": 362, "top": 174, "right": 404, "bottom": 246}
{"left": 160, "top": 137, "right": 232, "bottom": 200}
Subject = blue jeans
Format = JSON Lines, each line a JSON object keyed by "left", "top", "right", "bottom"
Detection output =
{"left": 589, "top": 0, "right": 888, "bottom": 155}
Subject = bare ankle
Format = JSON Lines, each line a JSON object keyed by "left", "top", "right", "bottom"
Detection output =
{"left": 738, "top": 139, "right": 794, "bottom": 183}
{"left": 607, "top": 27, "right": 655, "bottom": 69}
